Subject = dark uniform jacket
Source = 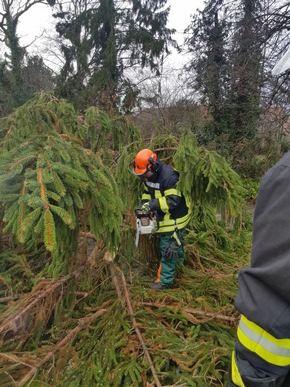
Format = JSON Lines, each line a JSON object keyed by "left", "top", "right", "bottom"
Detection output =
{"left": 233, "top": 151, "right": 290, "bottom": 381}
{"left": 141, "top": 161, "right": 190, "bottom": 233}
{"left": 236, "top": 151, "right": 290, "bottom": 337}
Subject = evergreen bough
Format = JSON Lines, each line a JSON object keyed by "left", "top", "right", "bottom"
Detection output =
{"left": 0, "top": 93, "right": 123, "bottom": 277}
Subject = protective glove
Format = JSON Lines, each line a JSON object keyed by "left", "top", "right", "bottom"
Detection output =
{"left": 176, "top": 232, "right": 185, "bottom": 247}
{"left": 141, "top": 202, "right": 150, "bottom": 212}
{"left": 163, "top": 238, "right": 179, "bottom": 261}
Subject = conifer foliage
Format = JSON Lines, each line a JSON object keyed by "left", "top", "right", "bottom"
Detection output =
{"left": 173, "top": 128, "right": 245, "bottom": 217}
{"left": 0, "top": 95, "right": 251, "bottom": 386}
{"left": 0, "top": 92, "right": 123, "bottom": 277}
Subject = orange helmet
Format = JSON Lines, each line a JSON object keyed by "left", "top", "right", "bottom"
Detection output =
{"left": 132, "top": 149, "right": 157, "bottom": 175}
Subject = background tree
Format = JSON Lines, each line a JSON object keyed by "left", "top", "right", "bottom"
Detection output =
{"left": 131, "top": 62, "right": 209, "bottom": 138}
{"left": 261, "top": 1, "right": 290, "bottom": 117}
{"left": 51, "top": 0, "right": 177, "bottom": 111}
{"left": 183, "top": 0, "right": 284, "bottom": 177}
{"left": 228, "top": 0, "right": 264, "bottom": 142}
{"left": 0, "top": 0, "right": 55, "bottom": 113}
{"left": 185, "top": 0, "right": 230, "bottom": 141}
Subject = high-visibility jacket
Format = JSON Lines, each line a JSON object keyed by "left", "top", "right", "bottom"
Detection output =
{"left": 141, "top": 161, "right": 190, "bottom": 233}
{"left": 231, "top": 151, "right": 290, "bottom": 385}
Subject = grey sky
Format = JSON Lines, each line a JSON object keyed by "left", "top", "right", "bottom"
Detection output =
{"left": 168, "top": 0, "right": 204, "bottom": 42}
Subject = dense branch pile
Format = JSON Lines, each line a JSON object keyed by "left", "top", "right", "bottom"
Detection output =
{"left": 0, "top": 93, "right": 252, "bottom": 386}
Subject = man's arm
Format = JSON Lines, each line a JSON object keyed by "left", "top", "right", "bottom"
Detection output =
{"left": 149, "top": 176, "right": 181, "bottom": 213}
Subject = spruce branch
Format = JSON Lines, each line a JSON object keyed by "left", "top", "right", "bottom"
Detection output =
{"left": 0, "top": 275, "right": 71, "bottom": 337}
{"left": 17, "top": 308, "right": 107, "bottom": 387}
{"left": 110, "top": 262, "right": 162, "bottom": 387}
{"left": 138, "top": 302, "right": 239, "bottom": 324}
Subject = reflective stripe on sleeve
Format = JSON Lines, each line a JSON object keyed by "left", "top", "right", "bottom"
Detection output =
{"left": 237, "top": 315, "right": 290, "bottom": 367}
{"left": 231, "top": 351, "right": 245, "bottom": 387}
{"left": 141, "top": 193, "right": 150, "bottom": 201}
{"left": 159, "top": 197, "right": 169, "bottom": 212}
{"left": 164, "top": 188, "right": 181, "bottom": 197}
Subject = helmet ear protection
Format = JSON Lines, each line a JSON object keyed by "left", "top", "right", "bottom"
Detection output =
{"left": 148, "top": 157, "right": 159, "bottom": 173}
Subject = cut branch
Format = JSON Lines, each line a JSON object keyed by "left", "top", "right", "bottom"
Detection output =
{"left": 17, "top": 308, "right": 107, "bottom": 387}
{"left": 111, "top": 263, "right": 162, "bottom": 387}
{"left": 0, "top": 296, "right": 19, "bottom": 303}
{"left": 138, "top": 302, "right": 239, "bottom": 323}
{"left": 0, "top": 240, "right": 101, "bottom": 338}
{"left": 0, "top": 275, "right": 71, "bottom": 337}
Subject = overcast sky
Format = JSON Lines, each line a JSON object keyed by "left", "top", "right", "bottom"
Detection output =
{"left": 168, "top": 0, "right": 204, "bottom": 41}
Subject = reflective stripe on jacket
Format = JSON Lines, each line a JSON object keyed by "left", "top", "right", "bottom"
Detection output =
{"left": 237, "top": 315, "right": 290, "bottom": 367}
{"left": 231, "top": 350, "right": 245, "bottom": 387}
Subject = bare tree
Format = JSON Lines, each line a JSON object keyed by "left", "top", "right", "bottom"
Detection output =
{"left": 0, "top": 0, "right": 55, "bottom": 107}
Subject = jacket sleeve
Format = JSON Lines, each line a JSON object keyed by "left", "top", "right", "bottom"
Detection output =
{"left": 249, "top": 163, "right": 290, "bottom": 299}
{"left": 140, "top": 185, "right": 151, "bottom": 203}
{"left": 149, "top": 175, "right": 182, "bottom": 213}
{"left": 235, "top": 159, "right": 290, "bottom": 333}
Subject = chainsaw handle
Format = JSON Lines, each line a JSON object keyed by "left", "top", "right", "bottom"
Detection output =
{"left": 135, "top": 208, "right": 152, "bottom": 218}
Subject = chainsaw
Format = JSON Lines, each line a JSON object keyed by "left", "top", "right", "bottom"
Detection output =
{"left": 135, "top": 209, "right": 157, "bottom": 247}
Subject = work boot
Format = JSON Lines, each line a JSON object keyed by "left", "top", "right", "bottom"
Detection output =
{"left": 147, "top": 282, "right": 172, "bottom": 290}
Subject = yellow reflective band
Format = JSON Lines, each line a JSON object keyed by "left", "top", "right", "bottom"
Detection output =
{"left": 159, "top": 197, "right": 169, "bottom": 212}
{"left": 153, "top": 190, "right": 162, "bottom": 198}
{"left": 141, "top": 193, "right": 150, "bottom": 201}
{"left": 159, "top": 213, "right": 190, "bottom": 226}
{"left": 156, "top": 213, "right": 190, "bottom": 233}
{"left": 231, "top": 351, "right": 245, "bottom": 387}
{"left": 163, "top": 213, "right": 170, "bottom": 222}
{"left": 237, "top": 315, "right": 290, "bottom": 367}
{"left": 156, "top": 225, "right": 177, "bottom": 233}
{"left": 164, "top": 188, "right": 181, "bottom": 197}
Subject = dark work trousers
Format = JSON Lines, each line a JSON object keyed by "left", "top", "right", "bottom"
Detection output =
{"left": 155, "top": 229, "right": 185, "bottom": 285}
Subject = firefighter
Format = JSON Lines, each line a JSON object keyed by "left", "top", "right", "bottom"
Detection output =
{"left": 229, "top": 151, "right": 290, "bottom": 386}
{"left": 131, "top": 149, "right": 190, "bottom": 290}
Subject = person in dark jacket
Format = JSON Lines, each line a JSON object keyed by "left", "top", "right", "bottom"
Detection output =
{"left": 132, "top": 149, "right": 190, "bottom": 290}
{"left": 229, "top": 151, "right": 290, "bottom": 387}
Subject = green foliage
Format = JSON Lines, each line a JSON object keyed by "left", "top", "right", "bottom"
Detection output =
{"left": 115, "top": 142, "right": 145, "bottom": 210}
{"left": 242, "top": 178, "right": 259, "bottom": 202}
{"left": 0, "top": 250, "right": 35, "bottom": 303}
{"left": 174, "top": 129, "right": 245, "bottom": 218}
{"left": 0, "top": 93, "right": 123, "bottom": 277}
{"left": 0, "top": 92, "right": 84, "bottom": 150}
{"left": 229, "top": 136, "right": 284, "bottom": 180}
{"left": 83, "top": 106, "right": 142, "bottom": 153}
{"left": 149, "top": 134, "right": 180, "bottom": 163}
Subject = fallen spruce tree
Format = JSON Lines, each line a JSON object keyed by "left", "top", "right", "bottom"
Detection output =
{"left": 0, "top": 93, "right": 252, "bottom": 386}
